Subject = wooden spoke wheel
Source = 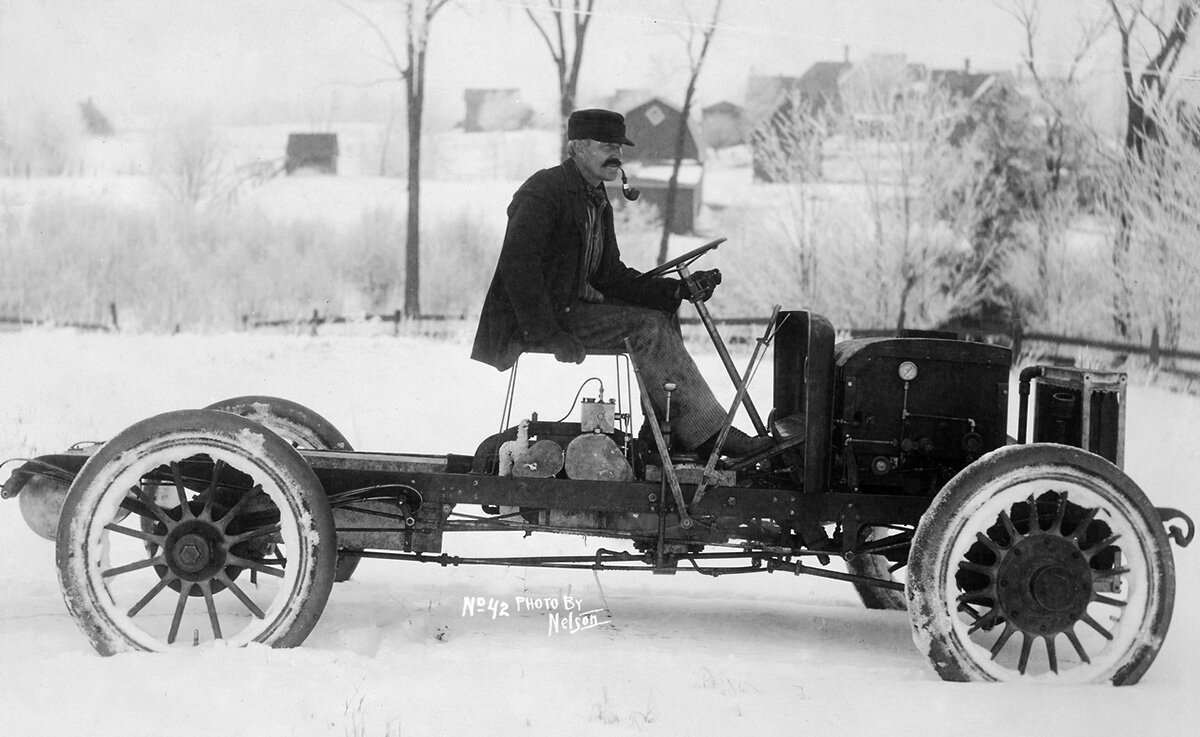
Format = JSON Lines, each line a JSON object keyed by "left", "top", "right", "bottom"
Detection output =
{"left": 204, "top": 396, "right": 361, "bottom": 583}
{"left": 56, "top": 410, "right": 336, "bottom": 654}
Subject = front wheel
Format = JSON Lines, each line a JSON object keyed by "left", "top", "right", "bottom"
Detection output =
{"left": 56, "top": 410, "right": 337, "bottom": 654}
{"left": 907, "top": 444, "right": 1175, "bottom": 684}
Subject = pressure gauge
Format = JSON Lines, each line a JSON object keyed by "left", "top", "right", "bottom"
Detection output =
{"left": 898, "top": 361, "right": 919, "bottom": 381}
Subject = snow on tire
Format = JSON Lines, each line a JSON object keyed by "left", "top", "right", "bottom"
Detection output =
{"left": 204, "top": 396, "right": 361, "bottom": 583}
{"left": 56, "top": 409, "right": 337, "bottom": 654}
{"left": 847, "top": 532, "right": 907, "bottom": 611}
{"left": 906, "top": 444, "right": 1175, "bottom": 684}
{"left": 203, "top": 395, "right": 351, "bottom": 451}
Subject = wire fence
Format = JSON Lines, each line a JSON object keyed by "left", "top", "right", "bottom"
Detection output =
{"left": 4, "top": 305, "right": 1199, "bottom": 380}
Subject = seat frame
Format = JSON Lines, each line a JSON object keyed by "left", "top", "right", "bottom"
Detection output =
{"left": 501, "top": 348, "right": 634, "bottom": 437}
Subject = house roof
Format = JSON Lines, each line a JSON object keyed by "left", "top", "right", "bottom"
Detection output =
{"left": 624, "top": 97, "right": 700, "bottom": 162}
{"left": 703, "top": 100, "right": 743, "bottom": 115}
{"left": 286, "top": 133, "right": 339, "bottom": 157}
{"left": 748, "top": 62, "right": 853, "bottom": 118}
{"left": 797, "top": 61, "right": 852, "bottom": 98}
{"left": 929, "top": 70, "right": 996, "bottom": 100}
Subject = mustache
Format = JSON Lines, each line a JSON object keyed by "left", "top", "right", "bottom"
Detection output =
{"left": 603, "top": 157, "right": 622, "bottom": 167}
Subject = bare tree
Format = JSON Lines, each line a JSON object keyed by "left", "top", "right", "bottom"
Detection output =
{"left": 1002, "top": 0, "right": 1108, "bottom": 182}
{"left": 1104, "top": 0, "right": 1197, "bottom": 340}
{"left": 845, "top": 83, "right": 967, "bottom": 330}
{"left": 1107, "top": 97, "right": 1200, "bottom": 357}
{"left": 1108, "top": 0, "right": 1197, "bottom": 154}
{"left": 338, "top": 0, "right": 451, "bottom": 317}
{"left": 656, "top": 0, "right": 722, "bottom": 264}
{"left": 525, "top": 0, "right": 596, "bottom": 159}
{"left": 1000, "top": 0, "right": 1108, "bottom": 320}
{"left": 748, "top": 95, "right": 828, "bottom": 301}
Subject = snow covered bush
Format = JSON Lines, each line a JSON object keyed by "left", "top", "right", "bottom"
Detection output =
{"left": 1100, "top": 99, "right": 1200, "bottom": 356}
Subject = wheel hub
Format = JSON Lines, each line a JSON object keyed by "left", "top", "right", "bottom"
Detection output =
{"left": 164, "top": 520, "right": 228, "bottom": 582}
{"left": 1031, "top": 566, "right": 1076, "bottom": 611}
{"left": 173, "top": 534, "right": 211, "bottom": 573}
{"left": 994, "top": 527, "right": 1094, "bottom": 635}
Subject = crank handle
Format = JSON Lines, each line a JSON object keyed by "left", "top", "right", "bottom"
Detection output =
{"left": 1157, "top": 507, "right": 1195, "bottom": 548}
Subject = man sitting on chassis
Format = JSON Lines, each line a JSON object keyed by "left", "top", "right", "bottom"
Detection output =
{"left": 471, "top": 109, "right": 771, "bottom": 459}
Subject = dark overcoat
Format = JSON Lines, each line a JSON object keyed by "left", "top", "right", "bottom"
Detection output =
{"left": 471, "top": 158, "right": 680, "bottom": 371}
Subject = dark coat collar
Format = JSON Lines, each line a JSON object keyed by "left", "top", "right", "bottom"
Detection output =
{"left": 561, "top": 157, "right": 608, "bottom": 201}
{"left": 562, "top": 157, "right": 584, "bottom": 193}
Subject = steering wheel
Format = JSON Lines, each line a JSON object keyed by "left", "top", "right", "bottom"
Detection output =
{"left": 639, "top": 237, "right": 726, "bottom": 279}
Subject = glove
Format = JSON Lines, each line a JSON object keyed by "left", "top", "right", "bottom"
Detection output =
{"left": 676, "top": 269, "right": 722, "bottom": 303}
{"left": 544, "top": 331, "right": 586, "bottom": 364}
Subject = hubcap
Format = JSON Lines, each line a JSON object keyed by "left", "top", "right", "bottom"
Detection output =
{"left": 956, "top": 490, "right": 1125, "bottom": 675}
{"left": 1031, "top": 566, "right": 1077, "bottom": 610}
{"left": 996, "top": 533, "right": 1093, "bottom": 634}
{"left": 164, "top": 520, "right": 228, "bottom": 582}
{"left": 173, "top": 534, "right": 212, "bottom": 573}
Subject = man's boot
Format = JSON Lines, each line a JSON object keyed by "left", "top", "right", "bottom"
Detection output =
{"left": 696, "top": 427, "right": 772, "bottom": 459}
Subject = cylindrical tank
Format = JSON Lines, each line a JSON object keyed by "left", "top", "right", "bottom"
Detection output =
{"left": 17, "top": 473, "right": 71, "bottom": 541}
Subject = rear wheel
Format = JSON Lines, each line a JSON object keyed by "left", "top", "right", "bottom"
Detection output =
{"left": 205, "top": 396, "right": 361, "bottom": 583}
{"left": 847, "top": 528, "right": 907, "bottom": 611}
{"left": 203, "top": 396, "right": 351, "bottom": 451}
{"left": 907, "top": 444, "right": 1174, "bottom": 684}
{"left": 57, "top": 409, "right": 336, "bottom": 654}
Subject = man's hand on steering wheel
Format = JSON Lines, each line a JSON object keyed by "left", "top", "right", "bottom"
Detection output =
{"left": 677, "top": 269, "right": 722, "bottom": 303}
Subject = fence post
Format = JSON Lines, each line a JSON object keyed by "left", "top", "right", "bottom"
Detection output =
{"left": 310, "top": 309, "right": 320, "bottom": 337}
{"left": 109, "top": 302, "right": 119, "bottom": 331}
{"left": 393, "top": 309, "right": 402, "bottom": 337}
{"left": 1150, "top": 326, "right": 1160, "bottom": 368}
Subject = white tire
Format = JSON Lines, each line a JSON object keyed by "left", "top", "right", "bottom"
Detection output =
{"left": 847, "top": 529, "right": 908, "bottom": 611}
{"left": 57, "top": 410, "right": 336, "bottom": 654}
{"left": 204, "top": 396, "right": 361, "bottom": 583}
{"left": 907, "top": 444, "right": 1174, "bottom": 684}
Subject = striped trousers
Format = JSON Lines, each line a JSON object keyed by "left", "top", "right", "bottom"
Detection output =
{"left": 562, "top": 302, "right": 726, "bottom": 449}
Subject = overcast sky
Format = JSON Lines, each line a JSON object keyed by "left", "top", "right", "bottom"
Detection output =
{"left": 0, "top": 0, "right": 1139, "bottom": 130}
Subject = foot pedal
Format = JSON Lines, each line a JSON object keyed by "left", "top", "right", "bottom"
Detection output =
{"left": 770, "top": 412, "right": 808, "bottom": 487}
{"left": 725, "top": 442, "right": 780, "bottom": 472}
{"left": 772, "top": 413, "right": 805, "bottom": 441}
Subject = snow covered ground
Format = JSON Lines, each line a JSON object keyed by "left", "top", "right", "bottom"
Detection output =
{"left": 0, "top": 329, "right": 1196, "bottom": 736}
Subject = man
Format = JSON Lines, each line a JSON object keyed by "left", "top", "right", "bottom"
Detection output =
{"left": 471, "top": 109, "right": 770, "bottom": 458}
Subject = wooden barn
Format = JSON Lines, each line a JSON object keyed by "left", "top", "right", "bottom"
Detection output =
{"left": 701, "top": 100, "right": 745, "bottom": 149}
{"left": 623, "top": 97, "right": 700, "bottom": 162}
{"left": 620, "top": 97, "right": 703, "bottom": 234}
{"left": 285, "top": 133, "right": 338, "bottom": 175}
{"left": 606, "top": 88, "right": 653, "bottom": 117}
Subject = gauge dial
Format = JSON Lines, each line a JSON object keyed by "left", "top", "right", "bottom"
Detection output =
{"left": 898, "top": 361, "right": 918, "bottom": 381}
